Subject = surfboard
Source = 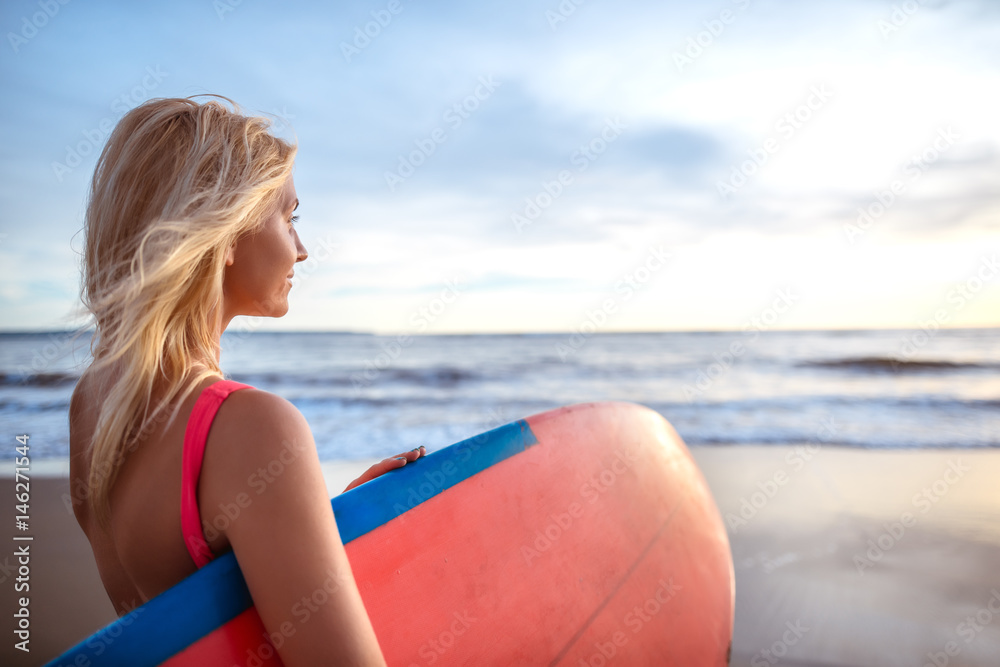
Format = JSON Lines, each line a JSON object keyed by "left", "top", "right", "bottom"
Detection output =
{"left": 46, "top": 402, "right": 733, "bottom": 666}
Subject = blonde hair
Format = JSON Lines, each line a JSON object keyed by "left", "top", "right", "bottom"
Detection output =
{"left": 77, "top": 95, "right": 296, "bottom": 528}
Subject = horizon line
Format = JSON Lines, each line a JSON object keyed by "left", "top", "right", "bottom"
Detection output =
{"left": 1, "top": 325, "right": 997, "bottom": 336}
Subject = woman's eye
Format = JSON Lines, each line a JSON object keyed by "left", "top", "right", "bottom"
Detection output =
{"left": 289, "top": 215, "right": 299, "bottom": 227}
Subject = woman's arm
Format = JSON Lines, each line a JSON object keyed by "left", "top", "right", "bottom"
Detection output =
{"left": 200, "top": 389, "right": 387, "bottom": 666}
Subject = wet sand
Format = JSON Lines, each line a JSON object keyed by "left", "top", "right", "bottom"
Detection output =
{"left": 3, "top": 447, "right": 1000, "bottom": 666}
{"left": 694, "top": 446, "right": 1000, "bottom": 667}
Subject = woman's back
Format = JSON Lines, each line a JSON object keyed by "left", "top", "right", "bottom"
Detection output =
{"left": 69, "top": 367, "right": 234, "bottom": 614}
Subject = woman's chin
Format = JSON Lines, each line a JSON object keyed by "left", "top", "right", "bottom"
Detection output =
{"left": 261, "top": 304, "right": 289, "bottom": 318}
{"left": 248, "top": 295, "right": 290, "bottom": 318}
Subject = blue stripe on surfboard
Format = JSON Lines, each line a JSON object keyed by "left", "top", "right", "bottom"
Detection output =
{"left": 44, "top": 419, "right": 538, "bottom": 667}
{"left": 333, "top": 418, "right": 537, "bottom": 542}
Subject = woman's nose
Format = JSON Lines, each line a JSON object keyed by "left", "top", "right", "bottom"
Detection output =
{"left": 294, "top": 232, "right": 308, "bottom": 262}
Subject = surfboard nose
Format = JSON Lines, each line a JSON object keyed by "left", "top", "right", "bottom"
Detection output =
{"left": 348, "top": 400, "right": 734, "bottom": 665}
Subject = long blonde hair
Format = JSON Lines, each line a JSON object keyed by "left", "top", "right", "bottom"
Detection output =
{"left": 77, "top": 96, "right": 296, "bottom": 528}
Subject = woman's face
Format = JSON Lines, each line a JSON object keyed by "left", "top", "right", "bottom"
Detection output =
{"left": 223, "top": 175, "right": 308, "bottom": 319}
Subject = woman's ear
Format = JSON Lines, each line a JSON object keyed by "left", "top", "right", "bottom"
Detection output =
{"left": 225, "top": 244, "right": 235, "bottom": 267}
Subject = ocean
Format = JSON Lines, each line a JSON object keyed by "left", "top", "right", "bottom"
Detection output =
{"left": 1, "top": 328, "right": 997, "bottom": 461}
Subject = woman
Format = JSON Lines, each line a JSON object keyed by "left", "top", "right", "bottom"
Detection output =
{"left": 68, "top": 95, "right": 422, "bottom": 665}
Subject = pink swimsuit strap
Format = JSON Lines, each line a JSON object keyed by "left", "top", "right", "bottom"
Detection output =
{"left": 181, "top": 379, "right": 253, "bottom": 568}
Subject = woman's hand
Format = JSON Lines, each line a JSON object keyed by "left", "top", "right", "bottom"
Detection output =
{"left": 343, "top": 446, "right": 427, "bottom": 492}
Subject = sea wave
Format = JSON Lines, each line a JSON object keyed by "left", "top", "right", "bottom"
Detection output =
{"left": 0, "top": 371, "right": 79, "bottom": 387}
{"left": 798, "top": 357, "right": 994, "bottom": 372}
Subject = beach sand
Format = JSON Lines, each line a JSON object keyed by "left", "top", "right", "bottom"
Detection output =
{"left": 3, "top": 447, "right": 1000, "bottom": 666}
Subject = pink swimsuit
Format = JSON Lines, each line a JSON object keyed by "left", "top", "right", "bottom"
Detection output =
{"left": 180, "top": 379, "right": 253, "bottom": 568}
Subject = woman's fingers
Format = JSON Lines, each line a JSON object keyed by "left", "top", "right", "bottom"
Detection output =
{"left": 395, "top": 446, "right": 426, "bottom": 463}
{"left": 343, "top": 447, "right": 426, "bottom": 492}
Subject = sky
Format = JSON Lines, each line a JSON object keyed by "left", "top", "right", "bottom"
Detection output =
{"left": 1, "top": 0, "right": 998, "bottom": 334}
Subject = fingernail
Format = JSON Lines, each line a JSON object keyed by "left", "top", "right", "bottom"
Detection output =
{"left": 395, "top": 457, "right": 406, "bottom": 461}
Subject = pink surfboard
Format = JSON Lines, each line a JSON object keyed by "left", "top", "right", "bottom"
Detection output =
{"left": 47, "top": 402, "right": 733, "bottom": 666}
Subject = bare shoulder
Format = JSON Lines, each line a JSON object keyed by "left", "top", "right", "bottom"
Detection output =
{"left": 217, "top": 387, "right": 314, "bottom": 453}
{"left": 68, "top": 371, "right": 91, "bottom": 445}
{"left": 202, "top": 387, "right": 322, "bottom": 515}
{"left": 68, "top": 372, "right": 94, "bottom": 522}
